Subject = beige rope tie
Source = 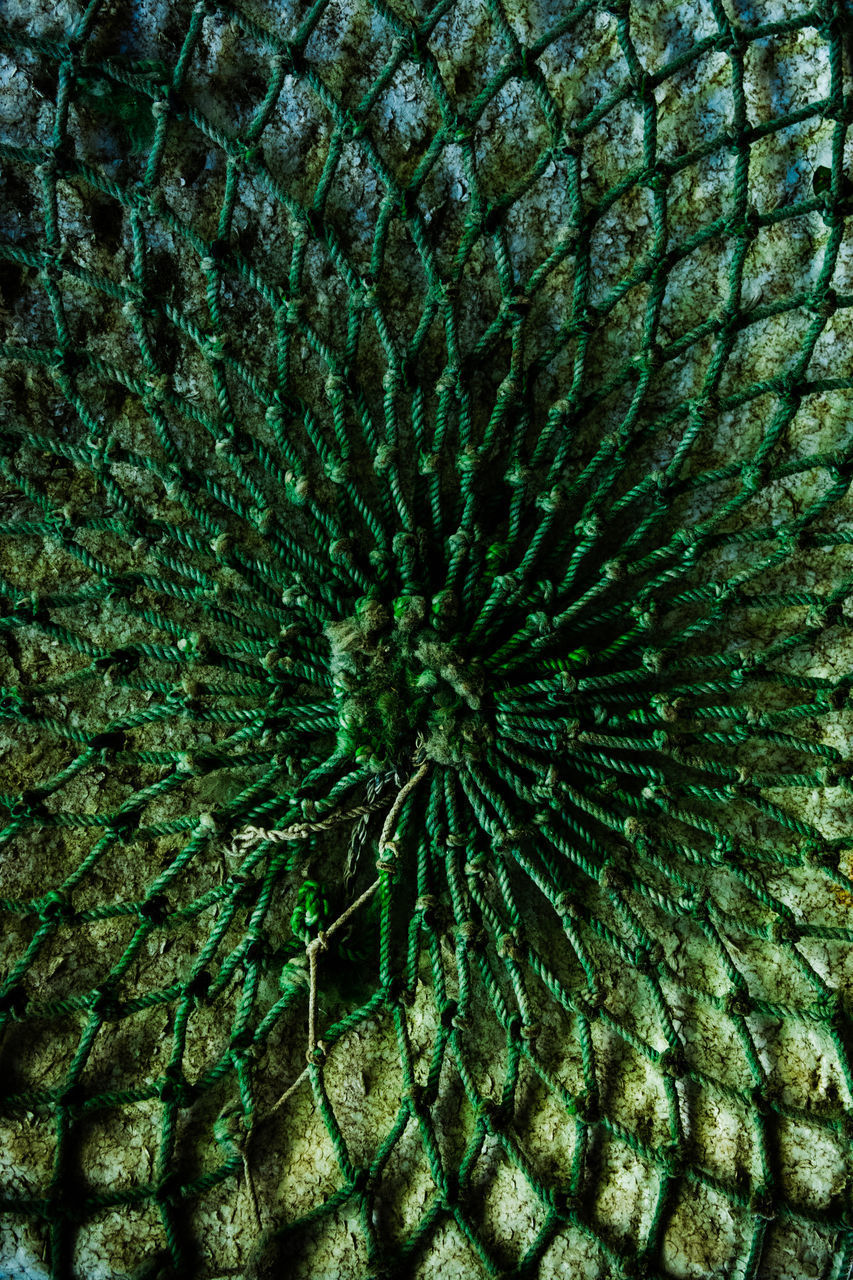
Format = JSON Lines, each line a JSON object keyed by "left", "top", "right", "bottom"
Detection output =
{"left": 304, "top": 758, "right": 431, "bottom": 1062}
{"left": 225, "top": 796, "right": 390, "bottom": 856}
{"left": 238, "top": 754, "right": 432, "bottom": 1189}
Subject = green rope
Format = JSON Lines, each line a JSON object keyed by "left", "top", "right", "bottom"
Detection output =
{"left": 0, "top": 0, "right": 852, "bottom": 1276}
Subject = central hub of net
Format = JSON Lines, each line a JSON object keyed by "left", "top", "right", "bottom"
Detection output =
{"left": 326, "top": 595, "right": 489, "bottom": 768}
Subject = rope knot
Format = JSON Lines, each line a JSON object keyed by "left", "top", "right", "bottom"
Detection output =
{"left": 376, "top": 842, "right": 399, "bottom": 874}
{"left": 306, "top": 930, "right": 329, "bottom": 956}
{"left": 306, "top": 1040, "right": 327, "bottom": 1065}
{"left": 497, "top": 930, "right": 522, "bottom": 959}
{"left": 455, "top": 919, "right": 483, "bottom": 945}
{"left": 503, "top": 462, "right": 530, "bottom": 488}
{"left": 374, "top": 443, "right": 397, "bottom": 472}
{"left": 456, "top": 446, "right": 483, "bottom": 473}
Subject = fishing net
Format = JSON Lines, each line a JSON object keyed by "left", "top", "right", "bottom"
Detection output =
{"left": 1, "top": 0, "right": 852, "bottom": 1276}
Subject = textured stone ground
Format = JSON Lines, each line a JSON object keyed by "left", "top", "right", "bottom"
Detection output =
{"left": 1, "top": 0, "right": 852, "bottom": 1277}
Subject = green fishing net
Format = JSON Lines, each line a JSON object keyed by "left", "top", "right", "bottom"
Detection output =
{"left": 1, "top": 0, "right": 853, "bottom": 1276}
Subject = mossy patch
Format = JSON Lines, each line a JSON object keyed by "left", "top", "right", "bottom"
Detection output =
{"left": 326, "top": 594, "right": 491, "bottom": 767}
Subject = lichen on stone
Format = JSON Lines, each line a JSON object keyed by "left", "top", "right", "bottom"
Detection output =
{"left": 1, "top": 0, "right": 853, "bottom": 1278}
